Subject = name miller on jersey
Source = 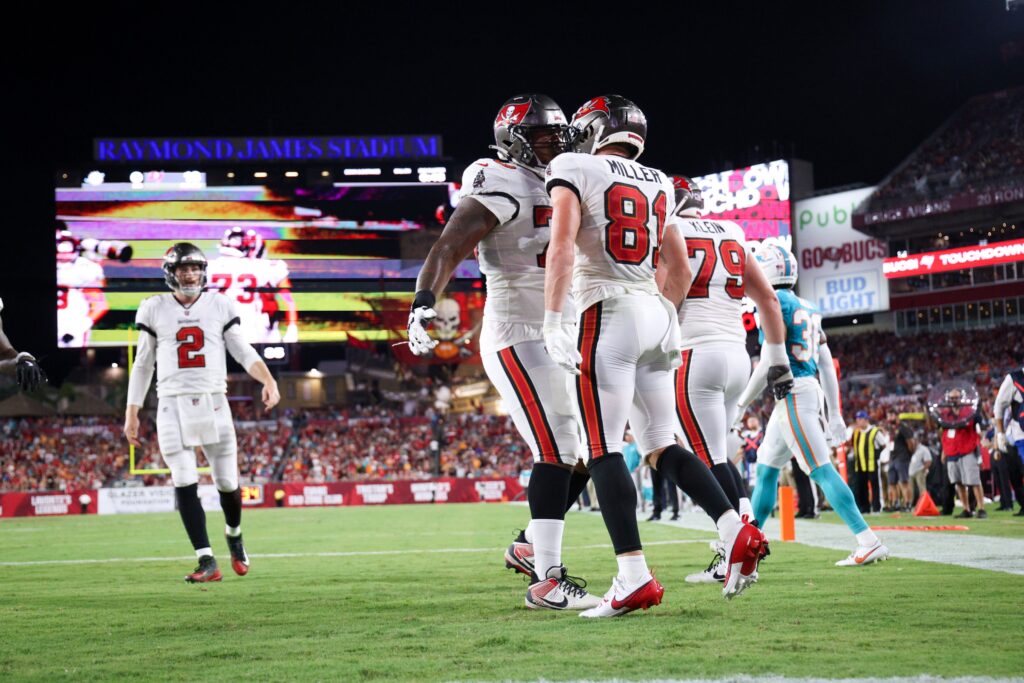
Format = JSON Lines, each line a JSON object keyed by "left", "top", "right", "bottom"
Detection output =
{"left": 605, "top": 158, "right": 663, "bottom": 184}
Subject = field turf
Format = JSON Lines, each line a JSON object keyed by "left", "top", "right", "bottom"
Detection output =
{"left": 1, "top": 504, "right": 1022, "bottom": 681}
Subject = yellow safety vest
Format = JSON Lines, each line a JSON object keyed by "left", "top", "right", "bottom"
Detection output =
{"left": 853, "top": 427, "right": 879, "bottom": 473}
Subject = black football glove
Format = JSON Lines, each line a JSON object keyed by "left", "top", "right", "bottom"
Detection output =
{"left": 766, "top": 364, "right": 794, "bottom": 400}
{"left": 15, "top": 355, "right": 47, "bottom": 392}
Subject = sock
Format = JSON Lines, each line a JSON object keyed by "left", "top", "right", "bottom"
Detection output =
{"left": 219, "top": 488, "right": 242, "bottom": 529}
{"left": 565, "top": 467, "right": 591, "bottom": 514}
{"left": 729, "top": 461, "right": 749, "bottom": 497}
{"left": 587, "top": 453, "right": 642, "bottom": 554}
{"left": 528, "top": 463, "right": 572, "bottom": 520}
{"left": 712, "top": 463, "right": 742, "bottom": 509}
{"left": 810, "top": 463, "right": 870, "bottom": 536}
{"left": 716, "top": 509, "right": 743, "bottom": 544}
{"left": 531, "top": 519, "right": 565, "bottom": 580}
{"left": 752, "top": 464, "right": 781, "bottom": 527}
{"left": 655, "top": 445, "right": 733, "bottom": 522}
{"left": 739, "top": 497, "right": 754, "bottom": 520}
{"left": 175, "top": 484, "right": 210, "bottom": 552}
{"left": 195, "top": 547, "right": 213, "bottom": 559}
{"left": 226, "top": 525, "right": 241, "bottom": 538}
{"left": 855, "top": 529, "right": 880, "bottom": 547}
{"left": 524, "top": 521, "right": 534, "bottom": 545}
{"left": 616, "top": 553, "right": 649, "bottom": 584}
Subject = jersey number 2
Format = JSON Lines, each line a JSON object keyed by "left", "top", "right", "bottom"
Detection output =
{"left": 604, "top": 183, "right": 666, "bottom": 266}
{"left": 176, "top": 326, "right": 206, "bottom": 369}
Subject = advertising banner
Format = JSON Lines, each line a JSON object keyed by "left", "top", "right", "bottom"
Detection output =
{"left": 882, "top": 238, "right": 1024, "bottom": 278}
{"left": 795, "top": 187, "right": 889, "bottom": 317}
{"left": 693, "top": 160, "right": 791, "bottom": 242}
{"left": 0, "top": 490, "right": 97, "bottom": 517}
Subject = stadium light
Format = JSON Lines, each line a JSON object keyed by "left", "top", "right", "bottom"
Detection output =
{"left": 285, "top": 171, "right": 299, "bottom": 178}
{"left": 129, "top": 171, "right": 144, "bottom": 186}
{"left": 393, "top": 167, "right": 412, "bottom": 175}
{"left": 254, "top": 171, "right": 268, "bottom": 178}
{"left": 343, "top": 168, "right": 382, "bottom": 176}
{"left": 85, "top": 171, "right": 105, "bottom": 186}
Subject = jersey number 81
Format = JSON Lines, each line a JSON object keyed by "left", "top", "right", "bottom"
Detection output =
{"left": 603, "top": 183, "right": 667, "bottom": 266}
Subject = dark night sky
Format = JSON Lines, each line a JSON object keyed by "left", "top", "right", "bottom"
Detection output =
{"left": 3, "top": 1, "right": 1023, "bottom": 367}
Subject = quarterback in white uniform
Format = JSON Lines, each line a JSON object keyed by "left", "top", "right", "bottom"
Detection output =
{"left": 668, "top": 177, "right": 792, "bottom": 585}
{"left": 543, "top": 95, "right": 767, "bottom": 615}
{"left": 124, "top": 243, "right": 280, "bottom": 583}
{"left": 407, "top": 94, "right": 599, "bottom": 611}
{"left": 56, "top": 228, "right": 109, "bottom": 348}
{"left": 0, "top": 297, "right": 47, "bottom": 391}
{"left": 208, "top": 227, "right": 298, "bottom": 344}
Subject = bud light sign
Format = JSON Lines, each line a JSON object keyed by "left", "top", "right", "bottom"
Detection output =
{"left": 795, "top": 187, "right": 889, "bottom": 317}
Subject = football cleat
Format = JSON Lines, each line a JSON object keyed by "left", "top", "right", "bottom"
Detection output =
{"left": 835, "top": 542, "right": 889, "bottom": 567}
{"left": 525, "top": 565, "right": 601, "bottom": 611}
{"left": 185, "top": 555, "right": 222, "bottom": 583}
{"left": 686, "top": 542, "right": 726, "bottom": 584}
{"left": 722, "top": 520, "right": 766, "bottom": 599}
{"left": 226, "top": 533, "right": 250, "bottom": 576}
{"left": 579, "top": 572, "right": 664, "bottom": 618}
{"left": 504, "top": 539, "right": 534, "bottom": 577}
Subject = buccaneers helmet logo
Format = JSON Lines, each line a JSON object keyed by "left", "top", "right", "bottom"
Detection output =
{"left": 574, "top": 97, "right": 610, "bottom": 119}
{"left": 495, "top": 102, "right": 532, "bottom": 127}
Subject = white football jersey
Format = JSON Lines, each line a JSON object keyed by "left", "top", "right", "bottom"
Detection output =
{"left": 545, "top": 152, "right": 676, "bottom": 312}
{"left": 136, "top": 292, "right": 240, "bottom": 397}
{"left": 57, "top": 257, "right": 105, "bottom": 347}
{"left": 673, "top": 218, "right": 749, "bottom": 348}
{"left": 207, "top": 255, "right": 289, "bottom": 342}
{"left": 459, "top": 158, "right": 574, "bottom": 352}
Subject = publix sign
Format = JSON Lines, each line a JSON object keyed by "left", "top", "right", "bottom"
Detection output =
{"left": 795, "top": 187, "right": 889, "bottom": 317}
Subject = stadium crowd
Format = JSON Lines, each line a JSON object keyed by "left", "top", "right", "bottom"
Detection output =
{"left": 870, "top": 87, "right": 1024, "bottom": 208}
{"left": 5, "top": 325, "right": 1024, "bottom": 503}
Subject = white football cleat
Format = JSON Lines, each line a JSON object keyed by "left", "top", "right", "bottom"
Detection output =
{"left": 686, "top": 547, "right": 726, "bottom": 584}
{"left": 504, "top": 539, "right": 534, "bottom": 577}
{"left": 835, "top": 542, "right": 889, "bottom": 567}
{"left": 721, "top": 520, "right": 766, "bottom": 599}
{"left": 579, "top": 572, "right": 664, "bottom": 618}
{"left": 525, "top": 565, "right": 601, "bottom": 611}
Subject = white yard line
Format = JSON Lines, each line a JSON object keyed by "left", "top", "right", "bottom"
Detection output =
{"left": 644, "top": 510, "right": 1024, "bottom": 576}
{"left": 0, "top": 538, "right": 710, "bottom": 568}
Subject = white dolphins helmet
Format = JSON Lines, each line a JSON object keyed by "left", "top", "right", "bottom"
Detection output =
{"left": 755, "top": 242, "right": 798, "bottom": 288}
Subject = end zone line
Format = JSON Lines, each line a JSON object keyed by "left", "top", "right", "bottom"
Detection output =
{"left": 0, "top": 538, "right": 715, "bottom": 568}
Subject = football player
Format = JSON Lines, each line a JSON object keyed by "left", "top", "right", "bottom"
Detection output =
{"left": 208, "top": 227, "right": 299, "bottom": 344}
{"left": 735, "top": 243, "right": 889, "bottom": 567}
{"left": 543, "top": 95, "right": 766, "bottom": 616}
{"left": 668, "top": 178, "right": 793, "bottom": 585}
{"left": 0, "top": 297, "right": 47, "bottom": 391}
{"left": 407, "top": 94, "right": 599, "bottom": 610}
{"left": 57, "top": 226, "right": 110, "bottom": 347}
{"left": 123, "top": 243, "right": 281, "bottom": 583}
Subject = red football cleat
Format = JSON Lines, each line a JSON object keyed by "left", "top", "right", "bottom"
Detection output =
{"left": 579, "top": 572, "right": 665, "bottom": 618}
{"left": 185, "top": 555, "right": 222, "bottom": 583}
{"left": 226, "top": 533, "right": 250, "bottom": 576}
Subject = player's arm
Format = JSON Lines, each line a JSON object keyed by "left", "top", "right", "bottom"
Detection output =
{"left": 407, "top": 199, "right": 499, "bottom": 355}
{"left": 277, "top": 276, "right": 300, "bottom": 342}
{"left": 744, "top": 253, "right": 792, "bottom": 399}
{"left": 993, "top": 374, "right": 1014, "bottom": 447}
{"left": 124, "top": 326, "right": 156, "bottom": 446}
{"left": 0, "top": 312, "right": 47, "bottom": 390}
{"left": 541, "top": 186, "right": 583, "bottom": 374}
{"left": 224, "top": 323, "right": 280, "bottom": 411}
{"left": 656, "top": 224, "right": 691, "bottom": 307}
{"left": 818, "top": 342, "right": 847, "bottom": 446}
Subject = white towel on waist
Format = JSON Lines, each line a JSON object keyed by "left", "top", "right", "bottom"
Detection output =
{"left": 656, "top": 294, "right": 683, "bottom": 370}
{"left": 176, "top": 393, "right": 219, "bottom": 447}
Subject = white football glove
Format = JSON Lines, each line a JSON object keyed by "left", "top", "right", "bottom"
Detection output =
{"left": 407, "top": 306, "right": 438, "bottom": 356}
{"left": 542, "top": 311, "right": 581, "bottom": 376}
{"left": 996, "top": 431, "right": 1008, "bottom": 453}
{"left": 827, "top": 418, "right": 847, "bottom": 447}
{"left": 730, "top": 410, "right": 746, "bottom": 435}
{"left": 283, "top": 324, "right": 299, "bottom": 344}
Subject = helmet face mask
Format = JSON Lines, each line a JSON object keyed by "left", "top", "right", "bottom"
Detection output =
{"left": 492, "top": 94, "right": 568, "bottom": 171}
{"left": 568, "top": 95, "right": 647, "bottom": 159}
{"left": 163, "top": 243, "right": 208, "bottom": 297}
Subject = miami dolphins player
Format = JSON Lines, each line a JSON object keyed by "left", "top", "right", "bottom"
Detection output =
{"left": 734, "top": 243, "right": 889, "bottom": 567}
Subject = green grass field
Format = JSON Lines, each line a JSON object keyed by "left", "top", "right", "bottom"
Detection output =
{"left": 1, "top": 504, "right": 1023, "bottom": 682}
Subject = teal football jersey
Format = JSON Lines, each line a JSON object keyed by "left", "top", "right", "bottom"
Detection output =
{"left": 778, "top": 288, "right": 823, "bottom": 378}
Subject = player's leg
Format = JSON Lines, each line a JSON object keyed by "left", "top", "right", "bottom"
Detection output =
{"left": 482, "top": 342, "right": 597, "bottom": 610}
{"left": 637, "top": 338, "right": 764, "bottom": 599}
{"left": 576, "top": 299, "right": 663, "bottom": 617}
{"left": 157, "top": 397, "right": 220, "bottom": 583}
{"left": 751, "top": 407, "right": 790, "bottom": 527}
{"left": 203, "top": 400, "right": 249, "bottom": 576}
